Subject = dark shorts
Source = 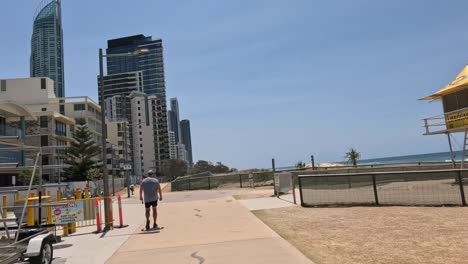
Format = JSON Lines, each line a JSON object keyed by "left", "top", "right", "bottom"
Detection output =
{"left": 144, "top": 200, "right": 158, "bottom": 209}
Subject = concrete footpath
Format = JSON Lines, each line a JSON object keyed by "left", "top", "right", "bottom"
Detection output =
{"left": 107, "top": 190, "right": 312, "bottom": 263}
{"left": 53, "top": 187, "right": 312, "bottom": 263}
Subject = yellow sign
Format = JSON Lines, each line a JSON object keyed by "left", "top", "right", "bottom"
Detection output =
{"left": 446, "top": 109, "right": 468, "bottom": 129}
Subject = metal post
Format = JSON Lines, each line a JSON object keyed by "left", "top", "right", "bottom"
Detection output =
{"left": 99, "top": 48, "right": 111, "bottom": 231}
{"left": 272, "top": 158, "right": 277, "bottom": 196}
{"left": 298, "top": 176, "right": 304, "bottom": 206}
{"left": 372, "top": 174, "right": 379, "bottom": 205}
{"left": 457, "top": 171, "right": 466, "bottom": 206}
{"left": 311, "top": 155, "right": 315, "bottom": 170}
{"left": 447, "top": 133, "right": 456, "bottom": 169}
{"left": 463, "top": 129, "right": 468, "bottom": 169}
{"left": 292, "top": 174, "right": 297, "bottom": 204}
{"left": 208, "top": 177, "right": 211, "bottom": 189}
{"left": 188, "top": 178, "right": 192, "bottom": 190}
{"left": 38, "top": 148, "right": 42, "bottom": 227}
{"left": 239, "top": 174, "right": 242, "bottom": 188}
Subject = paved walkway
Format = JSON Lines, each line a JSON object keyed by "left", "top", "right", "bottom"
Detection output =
{"left": 52, "top": 187, "right": 312, "bottom": 263}
{"left": 106, "top": 190, "right": 312, "bottom": 264}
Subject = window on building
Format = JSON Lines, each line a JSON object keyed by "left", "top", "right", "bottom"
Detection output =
{"left": 139, "top": 131, "right": 142, "bottom": 135}
{"left": 118, "top": 150, "right": 124, "bottom": 155}
{"left": 75, "top": 118, "right": 86, "bottom": 125}
{"left": 138, "top": 107, "right": 140, "bottom": 111}
{"left": 40, "top": 116, "right": 48, "bottom": 128}
{"left": 138, "top": 113, "right": 141, "bottom": 117}
{"left": 118, "top": 141, "right": 124, "bottom": 146}
{"left": 41, "top": 108, "right": 47, "bottom": 112}
{"left": 41, "top": 135, "right": 48, "bottom": 147}
{"left": 59, "top": 105, "right": 65, "bottom": 115}
{"left": 55, "top": 121, "right": 66, "bottom": 136}
{"left": 41, "top": 78, "right": 46, "bottom": 89}
{"left": 42, "top": 155, "right": 49, "bottom": 165}
{"left": 74, "top": 104, "right": 85, "bottom": 111}
{"left": 140, "top": 144, "right": 143, "bottom": 148}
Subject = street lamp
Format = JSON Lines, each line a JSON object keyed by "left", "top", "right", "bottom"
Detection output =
{"left": 98, "top": 47, "right": 149, "bottom": 231}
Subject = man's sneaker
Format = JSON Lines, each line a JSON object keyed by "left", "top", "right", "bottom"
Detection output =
{"left": 153, "top": 223, "right": 159, "bottom": 229}
{"left": 146, "top": 220, "right": 150, "bottom": 230}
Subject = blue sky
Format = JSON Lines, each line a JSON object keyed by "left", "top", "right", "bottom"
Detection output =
{"left": 2, "top": 0, "right": 468, "bottom": 169}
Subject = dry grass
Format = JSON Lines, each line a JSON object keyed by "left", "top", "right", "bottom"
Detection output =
{"left": 253, "top": 206, "right": 468, "bottom": 264}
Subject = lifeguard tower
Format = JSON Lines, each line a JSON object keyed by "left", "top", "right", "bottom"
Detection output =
{"left": 421, "top": 65, "right": 468, "bottom": 168}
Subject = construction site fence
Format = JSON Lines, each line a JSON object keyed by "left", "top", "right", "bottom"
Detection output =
{"left": 171, "top": 172, "right": 274, "bottom": 191}
{"left": 298, "top": 169, "right": 468, "bottom": 207}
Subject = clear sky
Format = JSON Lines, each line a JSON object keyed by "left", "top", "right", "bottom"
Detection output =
{"left": 2, "top": 0, "right": 468, "bottom": 169}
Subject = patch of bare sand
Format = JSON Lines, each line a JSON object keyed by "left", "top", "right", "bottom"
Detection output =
{"left": 253, "top": 206, "right": 468, "bottom": 264}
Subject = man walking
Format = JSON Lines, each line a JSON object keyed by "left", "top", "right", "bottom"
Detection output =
{"left": 140, "top": 170, "right": 163, "bottom": 230}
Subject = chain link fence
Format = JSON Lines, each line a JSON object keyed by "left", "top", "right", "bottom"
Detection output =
{"left": 171, "top": 171, "right": 274, "bottom": 191}
{"left": 298, "top": 169, "right": 468, "bottom": 206}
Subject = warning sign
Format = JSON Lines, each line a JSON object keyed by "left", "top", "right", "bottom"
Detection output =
{"left": 51, "top": 201, "right": 84, "bottom": 225}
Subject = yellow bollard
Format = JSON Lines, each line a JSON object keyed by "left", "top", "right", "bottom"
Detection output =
{"left": 15, "top": 193, "right": 20, "bottom": 201}
{"left": 56, "top": 189, "right": 61, "bottom": 202}
{"left": 2, "top": 196, "right": 7, "bottom": 218}
{"left": 76, "top": 188, "right": 82, "bottom": 200}
{"left": 27, "top": 193, "right": 34, "bottom": 226}
{"left": 63, "top": 224, "right": 69, "bottom": 236}
{"left": 46, "top": 190, "right": 52, "bottom": 224}
{"left": 84, "top": 187, "right": 89, "bottom": 199}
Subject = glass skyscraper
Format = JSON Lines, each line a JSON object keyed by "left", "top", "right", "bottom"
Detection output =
{"left": 30, "top": 0, "right": 65, "bottom": 98}
{"left": 106, "top": 34, "right": 170, "bottom": 172}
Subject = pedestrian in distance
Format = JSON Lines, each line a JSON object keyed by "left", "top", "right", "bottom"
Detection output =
{"left": 140, "top": 170, "right": 163, "bottom": 230}
{"left": 129, "top": 183, "right": 135, "bottom": 195}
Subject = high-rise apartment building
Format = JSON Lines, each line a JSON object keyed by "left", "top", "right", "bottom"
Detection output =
{"left": 168, "top": 131, "right": 177, "bottom": 160}
{"left": 30, "top": 0, "right": 65, "bottom": 97}
{"left": 169, "top": 98, "right": 181, "bottom": 143}
{"left": 180, "top": 119, "right": 193, "bottom": 166}
{"left": 129, "top": 92, "right": 170, "bottom": 176}
{"left": 106, "top": 35, "right": 170, "bottom": 174}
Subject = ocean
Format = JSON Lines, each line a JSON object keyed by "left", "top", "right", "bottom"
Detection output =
{"left": 357, "top": 151, "right": 463, "bottom": 165}
{"left": 276, "top": 151, "right": 463, "bottom": 171}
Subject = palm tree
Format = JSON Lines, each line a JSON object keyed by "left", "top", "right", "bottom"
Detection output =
{"left": 345, "top": 148, "right": 360, "bottom": 167}
{"left": 295, "top": 161, "right": 306, "bottom": 169}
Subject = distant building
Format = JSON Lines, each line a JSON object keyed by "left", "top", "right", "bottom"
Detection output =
{"left": 168, "top": 131, "right": 177, "bottom": 159}
{"left": 106, "top": 142, "right": 119, "bottom": 177}
{"left": 107, "top": 120, "right": 132, "bottom": 171}
{"left": 30, "top": 0, "right": 65, "bottom": 97}
{"left": 169, "top": 98, "right": 181, "bottom": 143}
{"left": 106, "top": 34, "right": 170, "bottom": 174}
{"left": 129, "top": 92, "right": 170, "bottom": 177}
{"left": 176, "top": 143, "right": 188, "bottom": 163}
{"left": 180, "top": 119, "right": 193, "bottom": 166}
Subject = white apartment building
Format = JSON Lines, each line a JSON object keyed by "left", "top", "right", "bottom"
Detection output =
{"left": 0, "top": 77, "right": 77, "bottom": 182}
{"left": 0, "top": 78, "right": 103, "bottom": 145}
{"left": 129, "top": 92, "right": 155, "bottom": 177}
{"left": 168, "top": 131, "right": 177, "bottom": 159}
{"left": 176, "top": 143, "right": 188, "bottom": 163}
{"left": 107, "top": 120, "right": 132, "bottom": 170}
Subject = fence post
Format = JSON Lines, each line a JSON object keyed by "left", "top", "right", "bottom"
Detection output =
{"left": 2, "top": 196, "right": 7, "bottom": 218}
{"left": 298, "top": 176, "right": 304, "bottom": 206}
{"left": 239, "top": 174, "right": 242, "bottom": 188}
{"left": 457, "top": 171, "right": 466, "bottom": 206}
{"left": 292, "top": 174, "right": 297, "bottom": 205}
{"left": 372, "top": 174, "right": 379, "bottom": 205}
{"left": 208, "top": 177, "right": 211, "bottom": 189}
{"left": 188, "top": 178, "right": 192, "bottom": 190}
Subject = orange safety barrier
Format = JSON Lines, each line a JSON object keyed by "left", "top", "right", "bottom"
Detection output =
{"left": 95, "top": 198, "right": 102, "bottom": 233}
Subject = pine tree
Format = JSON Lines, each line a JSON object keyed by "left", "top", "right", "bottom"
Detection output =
{"left": 63, "top": 126, "right": 101, "bottom": 181}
